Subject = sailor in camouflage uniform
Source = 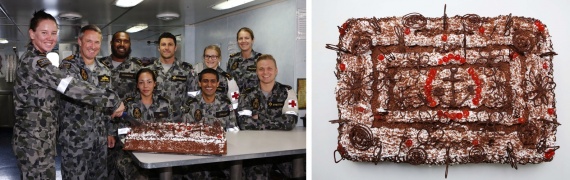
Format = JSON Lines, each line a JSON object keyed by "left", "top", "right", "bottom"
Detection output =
{"left": 237, "top": 54, "right": 299, "bottom": 179}
{"left": 226, "top": 27, "right": 263, "bottom": 92}
{"left": 190, "top": 45, "right": 240, "bottom": 110}
{"left": 58, "top": 25, "right": 116, "bottom": 180}
{"left": 178, "top": 68, "right": 235, "bottom": 180}
{"left": 13, "top": 11, "right": 124, "bottom": 179}
{"left": 183, "top": 68, "right": 237, "bottom": 129}
{"left": 117, "top": 68, "right": 172, "bottom": 180}
{"left": 98, "top": 31, "right": 149, "bottom": 180}
{"left": 148, "top": 32, "right": 195, "bottom": 122}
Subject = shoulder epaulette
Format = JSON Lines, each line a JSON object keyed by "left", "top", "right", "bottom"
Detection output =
{"left": 64, "top": 55, "right": 75, "bottom": 61}
{"left": 254, "top": 52, "right": 262, "bottom": 57}
{"left": 221, "top": 71, "right": 233, "bottom": 80}
{"left": 123, "top": 95, "right": 135, "bottom": 104}
{"left": 98, "top": 57, "right": 111, "bottom": 68}
{"left": 243, "top": 87, "right": 255, "bottom": 94}
{"left": 59, "top": 59, "right": 73, "bottom": 69}
{"left": 130, "top": 57, "right": 144, "bottom": 66}
{"left": 181, "top": 62, "right": 194, "bottom": 71}
{"left": 218, "top": 95, "right": 232, "bottom": 104}
{"left": 230, "top": 52, "right": 240, "bottom": 58}
{"left": 158, "top": 94, "right": 170, "bottom": 103}
{"left": 280, "top": 84, "right": 293, "bottom": 90}
{"left": 185, "top": 96, "right": 198, "bottom": 106}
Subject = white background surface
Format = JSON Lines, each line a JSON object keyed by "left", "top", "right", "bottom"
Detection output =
{"left": 311, "top": 0, "right": 570, "bottom": 179}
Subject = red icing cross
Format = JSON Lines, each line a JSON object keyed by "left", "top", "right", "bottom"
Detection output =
{"left": 232, "top": 92, "right": 239, "bottom": 99}
{"left": 289, "top": 100, "right": 297, "bottom": 108}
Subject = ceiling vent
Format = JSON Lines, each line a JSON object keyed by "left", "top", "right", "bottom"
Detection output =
{"left": 58, "top": 12, "right": 82, "bottom": 21}
{"left": 156, "top": 12, "right": 180, "bottom": 21}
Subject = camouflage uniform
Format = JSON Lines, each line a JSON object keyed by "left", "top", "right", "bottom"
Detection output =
{"left": 58, "top": 54, "right": 115, "bottom": 180}
{"left": 237, "top": 81, "right": 299, "bottom": 179}
{"left": 12, "top": 43, "right": 121, "bottom": 179}
{"left": 116, "top": 91, "right": 172, "bottom": 179}
{"left": 226, "top": 50, "right": 262, "bottom": 91}
{"left": 98, "top": 55, "right": 149, "bottom": 180}
{"left": 148, "top": 59, "right": 195, "bottom": 121}
{"left": 182, "top": 93, "right": 237, "bottom": 129}
{"left": 188, "top": 67, "right": 240, "bottom": 109}
{"left": 237, "top": 82, "right": 299, "bottom": 130}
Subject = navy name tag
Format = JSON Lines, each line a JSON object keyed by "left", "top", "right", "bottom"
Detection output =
{"left": 268, "top": 101, "right": 284, "bottom": 108}
{"left": 215, "top": 110, "right": 230, "bottom": 118}
{"left": 119, "top": 73, "right": 135, "bottom": 79}
{"left": 246, "top": 65, "right": 257, "bottom": 72}
{"left": 171, "top": 75, "right": 187, "bottom": 82}
{"left": 154, "top": 112, "right": 169, "bottom": 119}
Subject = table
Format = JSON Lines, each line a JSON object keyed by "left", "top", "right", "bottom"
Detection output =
{"left": 130, "top": 127, "right": 306, "bottom": 180}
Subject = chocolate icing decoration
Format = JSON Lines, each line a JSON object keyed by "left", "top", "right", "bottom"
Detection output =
{"left": 443, "top": 4, "right": 448, "bottom": 31}
{"left": 349, "top": 125, "right": 375, "bottom": 150}
{"left": 407, "top": 148, "right": 427, "bottom": 165}
{"left": 373, "top": 145, "right": 383, "bottom": 165}
{"left": 462, "top": 14, "right": 482, "bottom": 32}
{"left": 503, "top": 13, "right": 513, "bottom": 36}
{"left": 326, "top": 44, "right": 350, "bottom": 54}
{"left": 518, "top": 122, "right": 540, "bottom": 146}
{"left": 402, "top": 13, "right": 427, "bottom": 29}
{"left": 337, "top": 71, "right": 373, "bottom": 105}
{"left": 512, "top": 30, "right": 537, "bottom": 54}
{"left": 523, "top": 71, "right": 555, "bottom": 106}
{"left": 368, "top": 17, "right": 383, "bottom": 34}
{"left": 469, "top": 146, "right": 487, "bottom": 163}
{"left": 506, "top": 142, "right": 518, "bottom": 169}
{"left": 328, "top": 11, "right": 559, "bottom": 176}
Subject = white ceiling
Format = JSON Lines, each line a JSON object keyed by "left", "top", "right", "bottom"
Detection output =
{"left": 0, "top": 0, "right": 273, "bottom": 49}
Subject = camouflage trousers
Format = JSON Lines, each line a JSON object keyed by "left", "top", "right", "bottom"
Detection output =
{"left": 116, "top": 149, "right": 150, "bottom": 180}
{"left": 107, "top": 136, "right": 122, "bottom": 180}
{"left": 12, "top": 119, "right": 58, "bottom": 180}
{"left": 60, "top": 131, "right": 108, "bottom": 180}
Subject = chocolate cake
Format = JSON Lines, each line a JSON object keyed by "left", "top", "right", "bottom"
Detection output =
{"left": 327, "top": 8, "right": 559, "bottom": 175}
{"left": 123, "top": 122, "right": 227, "bottom": 155}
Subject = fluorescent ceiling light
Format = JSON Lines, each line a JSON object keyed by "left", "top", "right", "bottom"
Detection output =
{"left": 212, "top": 0, "right": 254, "bottom": 10}
{"left": 114, "top": 0, "right": 144, "bottom": 8}
{"left": 126, "top": 24, "right": 148, "bottom": 33}
{"left": 0, "top": 39, "right": 8, "bottom": 44}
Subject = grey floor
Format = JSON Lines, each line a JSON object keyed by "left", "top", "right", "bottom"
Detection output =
{"left": 0, "top": 127, "right": 62, "bottom": 180}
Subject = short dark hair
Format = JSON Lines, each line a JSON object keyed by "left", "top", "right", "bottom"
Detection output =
{"left": 199, "top": 68, "right": 219, "bottom": 82}
{"left": 136, "top": 68, "right": 157, "bottom": 82}
{"left": 79, "top": 24, "right": 102, "bottom": 39}
{"left": 29, "top": 9, "right": 57, "bottom": 31}
{"left": 158, "top": 32, "right": 176, "bottom": 46}
{"left": 236, "top": 27, "right": 254, "bottom": 40}
{"left": 111, "top": 31, "right": 130, "bottom": 42}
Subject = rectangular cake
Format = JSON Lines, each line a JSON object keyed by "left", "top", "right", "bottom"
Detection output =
{"left": 123, "top": 122, "right": 227, "bottom": 155}
{"left": 327, "top": 10, "right": 559, "bottom": 172}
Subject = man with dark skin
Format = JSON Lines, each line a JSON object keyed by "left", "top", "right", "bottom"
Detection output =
{"left": 99, "top": 31, "right": 147, "bottom": 179}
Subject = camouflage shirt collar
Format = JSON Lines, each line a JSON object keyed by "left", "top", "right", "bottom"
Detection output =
{"left": 27, "top": 42, "right": 47, "bottom": 56}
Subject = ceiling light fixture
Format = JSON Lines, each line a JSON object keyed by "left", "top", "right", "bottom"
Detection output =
{"left": 58, "top": 12, "right": 82, "bottom": 21}
{"left": 0, "top": 38, "right": 8, "bottom": 44}
{"left": 156, "top": 12, "right": 180, "bottom": 21}
{"left": 114, "top": 0, "right": 144, "bottom": 8}
{"left": 125, "top": 24, "right": 148, "bottom": 33}
{"left": 212, "top": 0, "right": 254, "bottom": 10}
